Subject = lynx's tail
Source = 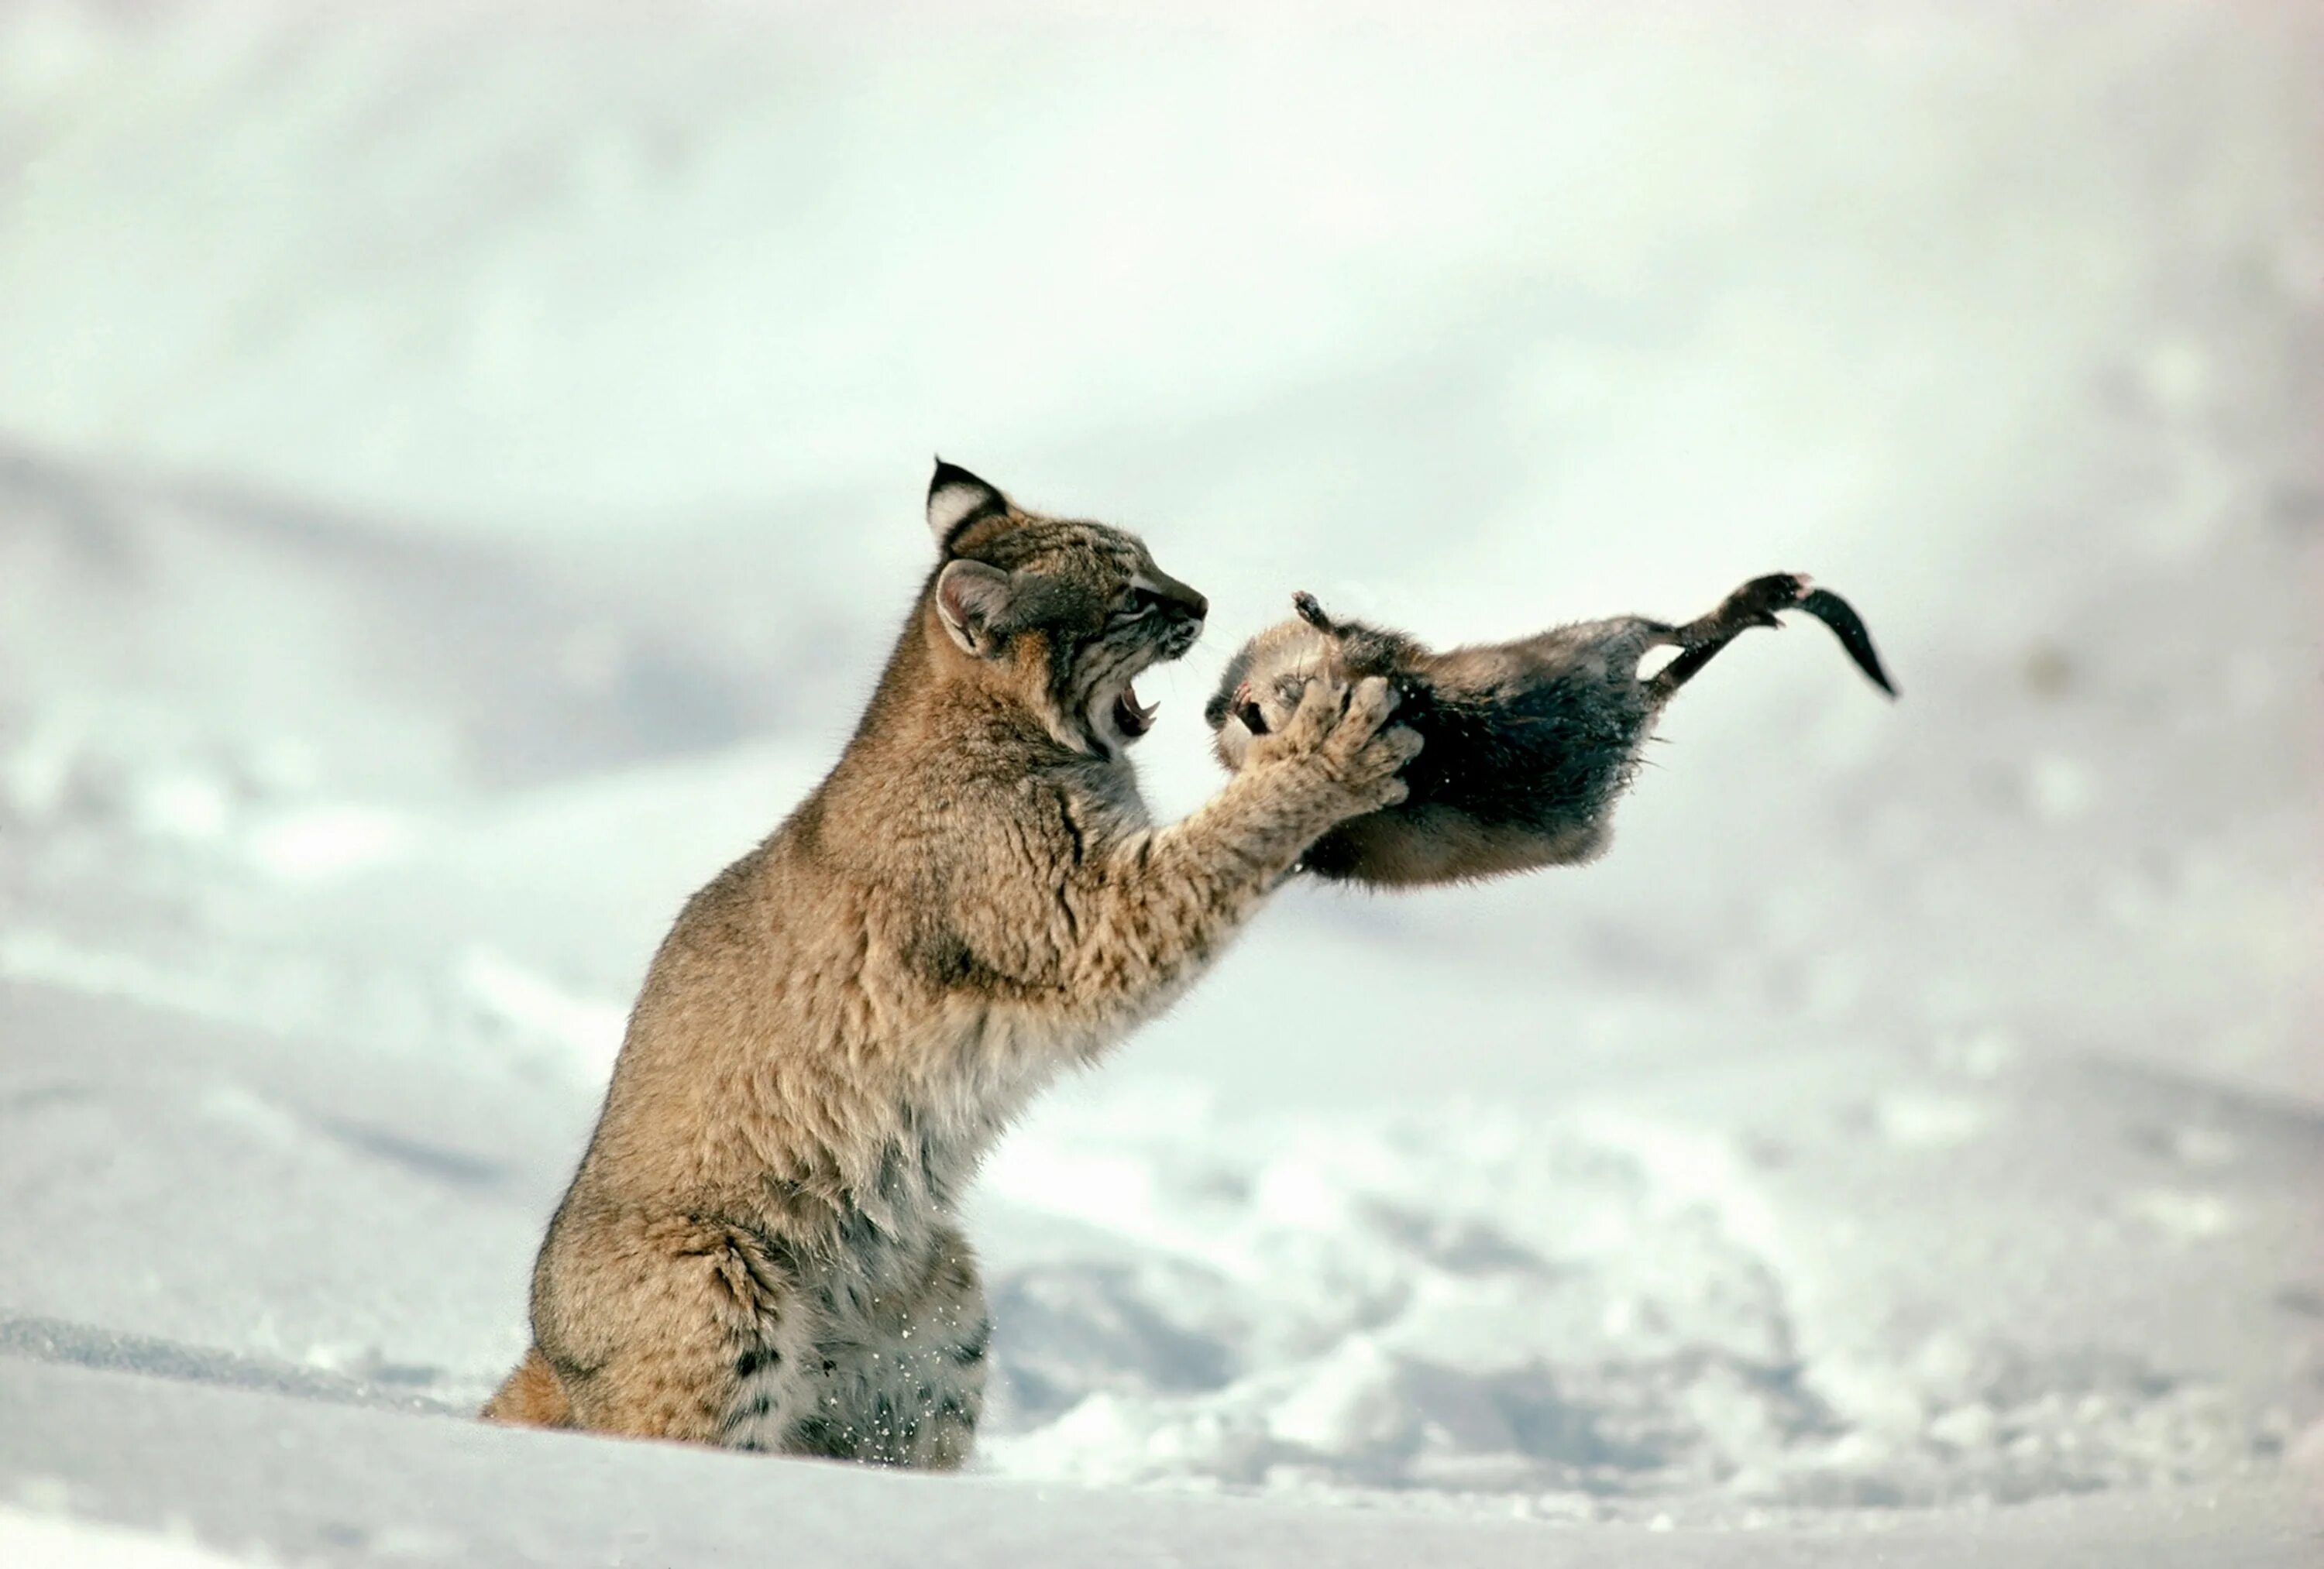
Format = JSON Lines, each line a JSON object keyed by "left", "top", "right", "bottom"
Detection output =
{"left": 480, "top": 1345, "right": 576, "bottom": 1429}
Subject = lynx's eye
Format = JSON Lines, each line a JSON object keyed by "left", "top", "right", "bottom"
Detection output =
{"left": 1117, "top": 586, "right": 1165, "bottom": 620}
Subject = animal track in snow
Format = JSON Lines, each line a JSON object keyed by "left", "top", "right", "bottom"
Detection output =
{"left": 976, "top": 1098, "right": 2268, "bottom": 1516}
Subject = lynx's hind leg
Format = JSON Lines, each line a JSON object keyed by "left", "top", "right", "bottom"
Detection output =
{"left": 794, "top": 1226, "right": 990, "bottom": 1470}
{"left": 534, "top": 1208, "right": 817, "bottom": 1451}
{"left": 481, "top": 1345, "right": 575, "bottom": 1428}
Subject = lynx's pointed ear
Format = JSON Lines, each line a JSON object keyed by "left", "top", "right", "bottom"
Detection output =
{"left": 927, "top": 458, "right": 1009, "bottom": 552}
{"left": 934, "top": 559, "right": 1017, "bottom": 656}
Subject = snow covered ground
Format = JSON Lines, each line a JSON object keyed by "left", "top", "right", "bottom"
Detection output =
{"left": 2, "top": 0, "right": 2320, "bottom": 1560}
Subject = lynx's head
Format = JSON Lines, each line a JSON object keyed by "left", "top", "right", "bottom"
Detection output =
{"left": 923, "top": 461, "right": 1208, "bottom": 759}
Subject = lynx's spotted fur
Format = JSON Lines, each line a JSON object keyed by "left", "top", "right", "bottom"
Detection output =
{"left": 483, "top": 463, "right": 1418, "bottom": 1466}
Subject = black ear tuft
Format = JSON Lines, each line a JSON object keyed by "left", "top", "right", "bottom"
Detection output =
{"left": 927, "top": 458, "right": 1009, "bottom": 552}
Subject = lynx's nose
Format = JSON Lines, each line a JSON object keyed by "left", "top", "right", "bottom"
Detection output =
{"left": 1144, "top": 565, "right": 1208, "bottom": 627}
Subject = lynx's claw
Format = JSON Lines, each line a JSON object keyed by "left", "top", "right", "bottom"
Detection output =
{"left": 1250, "top": 673, "right": 1421, "bottom": 820}
{"left": 1323, "top": 678, "right": 1419, "bottom": 810}
{"left": 1275, "top": 668, "right": 1353, "bottom": 751}
{"left": 1326, "top": 676, "right": 1399, "bottom": 760}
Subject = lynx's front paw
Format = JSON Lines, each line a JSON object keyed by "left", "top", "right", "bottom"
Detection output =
{"left": 1250, "top": 674, "right": 1422, "bottom": 825}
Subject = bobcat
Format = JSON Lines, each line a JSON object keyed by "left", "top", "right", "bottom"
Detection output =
{"left": 483, "top": 462, "right": 1419, "bottom": 1467}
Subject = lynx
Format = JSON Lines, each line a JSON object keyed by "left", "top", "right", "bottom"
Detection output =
{"left": 483, "top": 462, "right": 1418, "bottom": 1467}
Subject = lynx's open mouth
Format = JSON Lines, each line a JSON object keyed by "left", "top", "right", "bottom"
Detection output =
{"left": 1113, "top": 682, "right": 1159, "bottom": 740}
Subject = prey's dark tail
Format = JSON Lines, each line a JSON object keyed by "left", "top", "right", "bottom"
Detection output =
{"left": 1648, "top": 575, "right": 1897, "bottom": 704}
{"left": 1796, "top": 587, "right": 1896, "bottom": 697}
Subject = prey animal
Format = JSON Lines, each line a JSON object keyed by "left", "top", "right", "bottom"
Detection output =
{"left": 1205, "top": 573, "right": 1893, "bottom": 887}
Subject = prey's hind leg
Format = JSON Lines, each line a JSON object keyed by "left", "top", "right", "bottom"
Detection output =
{"left": 1645, "top": 573, "right": 1810, "bottom": 706}
{"left": 533, "top": 1206, "right": 819, "bottom": 1451}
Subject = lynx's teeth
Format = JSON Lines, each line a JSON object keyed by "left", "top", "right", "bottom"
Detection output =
{"left": 1114, "top": 684, "right": 1158, "bottom": 737}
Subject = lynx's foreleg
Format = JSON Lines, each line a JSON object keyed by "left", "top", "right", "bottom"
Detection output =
{"left": 1052, "top": 674, "right": 1418, "bottom": 1021}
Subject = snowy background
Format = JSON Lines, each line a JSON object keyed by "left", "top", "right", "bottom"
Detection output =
{"left": 2, "top": 0, "right": 2320, "bottom": 1562}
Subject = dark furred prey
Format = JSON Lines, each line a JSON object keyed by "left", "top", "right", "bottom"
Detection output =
{"left": 1206, "top": 574, "right": 1895, "bottom": 887}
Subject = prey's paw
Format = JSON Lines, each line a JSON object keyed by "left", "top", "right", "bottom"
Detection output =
{"left": 1714, "top": 573, "right": 1812, "bottom": 635}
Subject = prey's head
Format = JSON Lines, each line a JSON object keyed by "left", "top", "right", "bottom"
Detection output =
{"left": 923, "top": 460, "right": 1208, "bottom": 759}
{"left": 1202, "top": 595, "right": 1342, "bottom": 772}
